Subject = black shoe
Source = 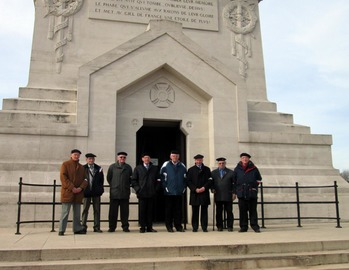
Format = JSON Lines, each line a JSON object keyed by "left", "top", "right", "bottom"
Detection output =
{"left": 203, "top": 229, "right": 208, "bottom": 232}
{"left": 176, "top": 228, "right": 185, "bottom": 232}
{"left": 217, "top": 227, "right": 223, "bottom": 232}
{"left": 108, "top": 228, "right": 115, "bottom": 232}
{"left": 94, "top": 228, "right": 103, "bottom": 233}
{"left": 147, "top": 228, "right": 157, "bottom": 232}
{"left": 253, "top": 228, "right": 261, "bottom": 233}
{"left": 74, "top": 230, "right": 86, "bottom": 234}
{"left": 192, "top": 229, "right": 198, "bottom": 232}
{"left": 140, "top": 228, "right": 146, "bottom": 233}
{"left": 58, "top": 231, "right": 64, "bottom": 236}
{"left": 238, "top": 228, "right": 248, "bottom": 233}
{"left": 123, "top": 228, "right": 130, "bottom": 232}
{"left": 228, "top": 228, "right": 233, "bottom": 232}
{"left": 167, "top": 227, "right": 174, "bottom": 233}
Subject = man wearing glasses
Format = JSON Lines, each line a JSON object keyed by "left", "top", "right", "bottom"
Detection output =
{"left": 107, "top": 151, "right": 133, "bottom": 232}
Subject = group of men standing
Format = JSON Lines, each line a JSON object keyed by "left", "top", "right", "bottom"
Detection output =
{"left": 58, "top": 149, "right": 262, "bottom": 235}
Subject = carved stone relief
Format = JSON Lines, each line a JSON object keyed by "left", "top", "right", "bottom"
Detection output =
{"left": 149, "top": 82, "right": 175, "bottom": 108}
{"left": 223, "top": 0, "right": 258, "bottom": 78}
{"left": 44, "top": 0, "right": 84, "bottom": 73}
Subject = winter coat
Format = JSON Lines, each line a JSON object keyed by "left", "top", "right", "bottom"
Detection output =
{"left": 60, "top": 159, "right": 88, "bottom": 203}
{"left": 83, "top": 163, "right": 104, "bottom": 198}
{"left": 131, "top": 162, "right": 160, "bottom": 199}
{"left": 107, "top": 162, "right": 133, "bottom": 200}
{"left": 233, "top": 161, "right": 262, "bottom": 200}
{"left": 160, "top": 161, "right": 187, "bottom": 196}
{"left": 211, "top": 167, "right": 235, "bottom": 202}
{"left": 186, "top": 164, "right": 212, "bottom": 206}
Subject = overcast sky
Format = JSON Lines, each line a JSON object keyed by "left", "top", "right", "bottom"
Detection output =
{"left": 0, "top": 1, "right": 348, "bottom": 172}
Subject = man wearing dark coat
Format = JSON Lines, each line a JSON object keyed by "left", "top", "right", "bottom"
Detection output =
{"left": 233, "top": 152, "right": 262, "bottom": 233}
{"left": 82, "top": 153, "right": 104, "bottom": 233}
{"left": 211, "top": 157, "right": 236, "bottom": 231}
{"left": 131, "top": 153, "right": 160, "bottom": 233}
{"left": 107, "top": 151, "right": 133, "bottom": 232}
{"left": 186, "top": 154, "right": 212, "bottom": 232}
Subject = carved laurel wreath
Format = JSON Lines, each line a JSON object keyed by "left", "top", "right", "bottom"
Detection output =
{"left": 44, "top": 0, "right": 84, "bottom": 17}
{"left": 222, "top": 1, "right": 258, "bottom": 35}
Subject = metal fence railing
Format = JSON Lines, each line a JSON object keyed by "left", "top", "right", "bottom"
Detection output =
{"left": 15, "top": 177, "right": 341, "bottom": 234}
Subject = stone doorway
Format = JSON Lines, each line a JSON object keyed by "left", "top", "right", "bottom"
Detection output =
{"left": 136, "top": 120, "right": 187, "bottom": 223}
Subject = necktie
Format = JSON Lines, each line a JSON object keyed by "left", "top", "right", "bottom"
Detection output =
{"left": 220, "top": 169, "right": 224, "bottom": 178}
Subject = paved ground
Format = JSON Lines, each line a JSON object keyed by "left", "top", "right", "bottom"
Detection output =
{"left": 1, "top": 222, "right": 348, "bottom": 251}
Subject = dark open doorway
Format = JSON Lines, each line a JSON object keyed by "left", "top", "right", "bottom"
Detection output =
{"left": 136, "top": 120, "right": 187, "bottom": 223}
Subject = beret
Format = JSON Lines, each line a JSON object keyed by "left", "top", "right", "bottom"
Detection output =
{"left": 240, "top": 152, "right": 251, "bottom": 158}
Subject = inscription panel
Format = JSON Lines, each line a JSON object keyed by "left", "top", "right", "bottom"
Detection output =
{"left": 89, "top": 0, "right": 219, "bottom": 31}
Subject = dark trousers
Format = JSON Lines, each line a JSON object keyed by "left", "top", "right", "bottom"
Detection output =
{"left": 215, "top": 201, "right": 233, "bottom": 229}
{"left": 191, "top": 205, "right": 208, "bottom": 231}
{"left": 138, "top": 197, "right": 154, "bottom": 229}
{"left": 108, "top": 198, "right": 129, "bottom": 230}
{"left": 238, "top": 198, "right": 259, "bottom": 230}
{"left": 82, "top": 196, "right": 101, "bottom": 230}
{"left": 165, "top": 195, "right": 183, "bottom": 230}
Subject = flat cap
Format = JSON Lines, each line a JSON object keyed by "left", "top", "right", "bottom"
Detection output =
{"left": 193, "top": 154, "right": 204, "bottom": 159}
{"left": 240, "top": 152, "right": 251, "bottom": 158}
{"left": 216, "top": 157, "right": 226, "bottom": 162}
{"left": 71, "top": 149, "right": 81, "bottom": 154}
{"left": 117, "top": 151, "right": 128, "bottom": 156}
{"left": 85, "top": 153, "right": 96, "bottom": 158}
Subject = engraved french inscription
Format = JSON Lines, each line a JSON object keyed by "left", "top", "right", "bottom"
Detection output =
{"left": 90, "top": 0, "right": 218, "bottom": 31}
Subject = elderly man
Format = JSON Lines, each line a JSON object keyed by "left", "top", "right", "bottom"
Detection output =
{"left": 131, "top": 153, "right": 160, "bottom": 233}
{"left": 82, "top": 153, "right": 104, "bottom": 233}
{"left": 233, "top": 153, "right": 262, "bottom": 233}
{"left": 58, "top": 149, "right": 88, "bottom": 236}
{"left": 211, "top": 157, "right": 236, "bottom": 232}
{"left": 160, "top": 150, "right": 187, "bottom": 233}
{"left": 107, "top": 151, "right": 133, "bottom": 232}
{"left": 187, "top": 154, "right": 212, "bottom": 232}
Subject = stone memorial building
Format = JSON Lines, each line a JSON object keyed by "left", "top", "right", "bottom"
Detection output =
{"left": 0, "top": 0, "right": 347, "bottom": 227}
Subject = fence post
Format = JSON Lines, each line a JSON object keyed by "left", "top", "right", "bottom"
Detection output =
{"left": 333, "top": 181, "right": 342, "bottom": 228}
{"left": 51, "top": 179, "right": 57, "bottom": 232}
{"left": 15, "top": 177, "right": 23, "bottom": 235}
{"left": 296, "top": 182, "right": 302, "bottom": 227}
{"left": 260, "top": 182, "right": 265, "bottom": 228}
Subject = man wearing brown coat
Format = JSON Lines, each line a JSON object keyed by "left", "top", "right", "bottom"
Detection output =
{"left": 58, "top": 149, "right": 88, "bottom": 236}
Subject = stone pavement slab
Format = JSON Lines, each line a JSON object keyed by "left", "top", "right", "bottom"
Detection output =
{"left": 0, "top": 223, "right": 347, "bottom": 251}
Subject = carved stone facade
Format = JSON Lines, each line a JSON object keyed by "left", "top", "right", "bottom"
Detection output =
{"left": 0, "top": 0, "right": 347, "bottom": 227}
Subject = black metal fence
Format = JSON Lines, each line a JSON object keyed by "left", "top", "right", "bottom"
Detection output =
{"left": 15, "top": 177, "right": 341, "bottom": 234}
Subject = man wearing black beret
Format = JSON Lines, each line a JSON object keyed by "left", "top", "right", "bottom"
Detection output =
{"left": 187, "top": 154, "right": 212, "bottom": 232}
{"left": 107, "top": 151, "right": 133, "bottom": 232}
{"left": 82, "top": 153, "right": 104, "bottom": 233}
{"left": 233, "top": 153, "right": 262, "bottom": 233}
{"left": 211, "top": 157, "right": 236, "bottom": 231}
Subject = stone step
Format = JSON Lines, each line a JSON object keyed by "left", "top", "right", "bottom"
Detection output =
{"left": 18, "top": 87, "right": 77, "bottom": 101}
{"left": 249, "top": 111, "right": 294, "bottom": 124}
{"left": 248, "top": 101, "right": 277, "bottom": 112}
{"left": 0, "top": 110, "right": 76, "bottom": 124}
{"left": 0, "top": 249, "right": 348, "bottom": 269}
{"left": 248, "top": 122, "right": 311, "bottom": 134}
{"left": 2, "top": 98, "right": 76, "bottom": 113}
